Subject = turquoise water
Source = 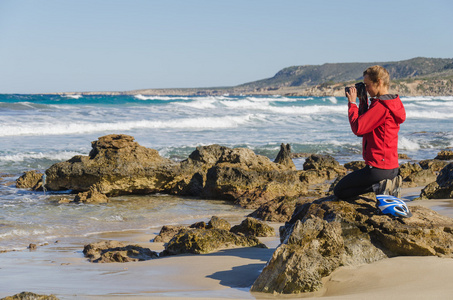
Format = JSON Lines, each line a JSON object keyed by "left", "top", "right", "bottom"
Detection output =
{"left": 1, "top": 94, "right": 452, "bottom": 250}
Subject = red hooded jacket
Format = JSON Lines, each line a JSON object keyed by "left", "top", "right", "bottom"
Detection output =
{"left": 348, "top": 94, "right": 406, "bottom": 169}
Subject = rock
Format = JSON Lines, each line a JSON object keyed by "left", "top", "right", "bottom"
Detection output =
{"left": 45, "top": 134, "right": 177, "bottom": 196}
{"left": 83, "top": 240, "right": 158, "bottom": 263}
{"left": 419, "top": 159, "right": 449, "bottom": 172}
{"left": 0, "top": 292, "right": 59, "bottom": 300}
{"left": 274, "top": 143, "right": 296, "bottom": 170}
{"left": 344, "top": 160, "right": 366, "bottom": 171}
{"left": 206, "top": 216, "right": 231, "bottom": 230}
{"left": 230, "top": 217, "right": 275, "bottom": 237}
{"left": 251, "top": 195, "right": 453, "bottom": 294}
{"left": 73, "top": 186, "right": 109, "bottom": 203}
{"left": 154, "top": 225, "right": 187, "bottom": 243}
{"left": 28, "top": 243, "right": 37, "bottom": 251}
{"left": 399, "top": 161, "right": 438, "bottom": 187}
{"left": 299, "top": 154, "right": 346, "bottom": 185}
{"left": 420, "top": 162, "right": 453, "bottom": 199}
{"left": 15, "top": 170, "right": 43, "bottom": 190}
{"left": 435, "top": 150, "right": 453, "bottom": 160}
{"left": 248, "top": 195, "right": 312, "bottom": 222}
{"left": 163, "top": 228, "right": 267, "bottom": 255}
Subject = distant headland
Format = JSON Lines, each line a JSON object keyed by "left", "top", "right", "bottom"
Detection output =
{"left": 59, "top": 57, "right": 453, "bottom": 97}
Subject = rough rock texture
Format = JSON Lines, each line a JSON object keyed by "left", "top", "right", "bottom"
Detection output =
{"left": 206, "top": 215, "right": 231, "bottom": 230}
{"left": 43, "top": 135, "right": 310, "bottom": 208}
{"left": 248, "top": 195, "right": 313, "bottom": 222}
{"left": 45, "top": 134, "right": 177, "bottom": 196}
{"left": 0, "top": 292, "right": 59, "bottom": 300}
{"left": 230, "top": 217, "right": 275, "bottom": 237}
{"left": 15, "top": 170, "right": 43, "bottom": 190}
{"left": 274, "top": 143, "right": 296, "bottom": 170}
{"left": 399, "top": 160, "right": 447, "bottom": 188}
{"left": 435, "top": 150, "right": 453, "bottom": 160}
{"left": 343, "top": 160, "right": 366, "bottom": 171}
{"left": 83, "top": 240, "right": 159, "bottom": 263}
{"left": 420, "top": 162, "right": 453, "bottom": 199}
{"left": 163, "top": 228, "right": 267, "bottom": 255}
{"left": 251, "top": 195, "right": 453, "bottom": 294}
{"left": 74, "top": 186, "right": 109, "bottom": 203}
{"left": 299, "top": 154, "right": 346, "bottom": 185}
{"left": 154, "top": 225, "right": 187, "bottom": 243}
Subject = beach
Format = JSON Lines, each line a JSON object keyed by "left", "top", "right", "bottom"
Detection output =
{"left": 0, "top": 188, "right": 452, "bottom": 300}
{"left": 1, "top": 94, "right": 453, "bottom": 299}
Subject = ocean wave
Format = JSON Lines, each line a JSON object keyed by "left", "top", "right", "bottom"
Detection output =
{"left": 61, "top": 94, "right": 83, "bottom": 99}
{"left": 401, "top": 96, "right": 453, "bottom": 102}
{"left": 406, "top": 110, "right": 453, "bottom": 119}
{"left": 398, "top": 137, "right": 421, "bottom": 151}
{"left": 135, "top": 94, "right": 191, "bottom": 101}
{"left": 173, "top": 99, "right": 217, "bottom": 109}
{"left": 0, "top": 151, "right": 82, "bottom": 162}
{"left": 0, "top": 114, "right": 260, "bottom": 137}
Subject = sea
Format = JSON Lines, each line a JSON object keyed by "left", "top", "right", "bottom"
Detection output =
{"left": 1, "top": 93, "right": 453, "bottom": 251}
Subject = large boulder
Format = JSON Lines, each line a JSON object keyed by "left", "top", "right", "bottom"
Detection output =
{"left": 251, "top": 195, "right": 453, "bottom": 294}
{"left": 15, "top": 170, "right": 43, "bottom": 190}
{"left": 45, "top": 134, "right": 177, "bottom": 196}
{"left": 420, "top": 162, "right": 453, "bottom": 199}
{"left": 400, "top": 160, "right": 447, "bottom": 188}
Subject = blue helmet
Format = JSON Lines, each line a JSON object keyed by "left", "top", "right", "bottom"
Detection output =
{"left": 376, "top": 195, "right": 412, "bottom": 218}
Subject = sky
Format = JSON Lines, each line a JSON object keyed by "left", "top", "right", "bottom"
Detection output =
{"left": 0, "top": 0, "right": 452, "bottom": 94}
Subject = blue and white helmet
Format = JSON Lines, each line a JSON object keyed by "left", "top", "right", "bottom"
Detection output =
{"left": 376, "top": 195, "right": 412, "bottom": 218}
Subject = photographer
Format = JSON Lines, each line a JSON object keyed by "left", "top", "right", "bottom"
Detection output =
{"left": 334, "top": 65, "right": 406, "bottom": 199}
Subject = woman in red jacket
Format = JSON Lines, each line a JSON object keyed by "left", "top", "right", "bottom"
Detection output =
{"left": 334, "top": 65, "right": 406, "bottom": 199}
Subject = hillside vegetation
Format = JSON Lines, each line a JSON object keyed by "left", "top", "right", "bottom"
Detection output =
{"left": 65, "top": 57, "right": 453, "bottom": 97}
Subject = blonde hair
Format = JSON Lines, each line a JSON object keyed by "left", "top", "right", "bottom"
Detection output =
{"left": 363, "top": 65, "right": 390, "bottom": 88}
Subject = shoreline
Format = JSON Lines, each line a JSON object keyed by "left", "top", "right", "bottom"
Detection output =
{"left": 1, "top": 188, "right": 453, "bottom": 299}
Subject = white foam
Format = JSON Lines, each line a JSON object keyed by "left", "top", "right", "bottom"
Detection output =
{"left": 398, "top": 137, "right": 421, "bottom": 151}
{"left": 62, "top": 94, "right": 83, "bottom": 99}
{"left": 135, "top": 94, "right": 191, "bottom": 101}
{"left": 0, "top": 114, "right": 259, "bottom": 137}
{"left": 0, "top": 151, "right": 81, "bottom": 162}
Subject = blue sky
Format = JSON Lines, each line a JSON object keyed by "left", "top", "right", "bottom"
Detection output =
{"left": 0, "top": 0, "right": 452, "bottom": 93}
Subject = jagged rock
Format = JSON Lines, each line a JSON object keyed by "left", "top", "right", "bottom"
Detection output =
{"left": 435, "top": 150, "right": 453, "bottom": 160}
{"left": 299, "top": 154, "right": 346, "bottom": 185}
{"left": 74, "top": 186, "right": 109, "bottom": 203}
{"left": 399, "top": 161, "right": 440, "bottom": 187}
{"left": 15, "top": 170, "right": 43, "bottom": 190}
{"left": 230, "top": 217, "right": 275, "bottom": 237}
{"left": 248, "top": 195, "right": 313, "bottom": 222}
{"left": 83, "top": 240, "right": 158, "bottom": 263}
{"left": 154, "top": 225, "right": 187, "bottom": 243}
{"left": 45, "top": 134, "right": 177, "bottom": 196}
{"left": 344, "top": 160, "right": 366, "bottom": 171}
{"left": 163, "top": 228, "right": 267, "bottom": 255}
{"left": 0, "top": 292, "right": 59, "bottom": 300}
{"left": 274, "top": 143, "right": 296, "bottom": 170}
{"left": 420, "top": 162, "right": 453, "bottom": 199}
{"left": 206, "top": 216, "right": 231, "bottom": 230}
{"left": 251, "top": 195, "right": 453, "bottom": 294}
{"left": 419, "top": 159, "right": 449, "bottom": 172}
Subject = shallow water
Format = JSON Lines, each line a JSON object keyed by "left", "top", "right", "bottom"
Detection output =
{"left": 1, "top": 94, "right": 452, "bottom": 251}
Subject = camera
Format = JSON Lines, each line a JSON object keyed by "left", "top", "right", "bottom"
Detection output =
{"left": 345, "top": 82, "right": 369, "bottom": 115}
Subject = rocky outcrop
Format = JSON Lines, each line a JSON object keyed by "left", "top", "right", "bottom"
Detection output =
{"left": 435, "top": 150, "right": 453, "bottom": 160}
{"left": 42, "top": 135, "right": 311, "bottom": 208}
{"left": 45, "top": 134, "right": 177, "bottom": 196}
{"left": 162, "top": 228, "right": 266, "bottom": 255}
{"left": 74, "top": 186, "right": 109, "bottom": 203}
{"left": 15, "top": 170, "right": 43, "bottom": 190}
{"left": 230, "top": 217, "right": 275, "bottom": 237}
{"left": 251, "top": 195, "right": 453, "bottom": 294}
{"left": 83, "top": 240, "right": 159, "bottom": 263}
{"left": 399, "top": 159, "right": 448, "bottom": 188}
{"left": 0, "top": 292, "right": 60, "bottom": 300}
{"left": 420, "top": 162, "right": 453, "bottom": 199}
{"left": 154, "top": 225, "right": 187, "bottom": 243}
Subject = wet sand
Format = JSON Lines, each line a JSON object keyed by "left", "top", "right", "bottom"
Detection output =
{"left": 1, "top": 188, "right": 453, "bottom": 299}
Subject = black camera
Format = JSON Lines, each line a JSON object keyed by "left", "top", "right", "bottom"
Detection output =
{"left": 345, "top": 82, "right": 368, "bottom": 115}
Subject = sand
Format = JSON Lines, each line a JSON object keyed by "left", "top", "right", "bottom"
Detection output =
{"left": 1, "top": 189, "right": 453, "bottom": 300}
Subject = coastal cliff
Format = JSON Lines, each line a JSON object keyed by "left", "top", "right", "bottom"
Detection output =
{"left": 58, "top": 57, "right": 453, "bottom": 97}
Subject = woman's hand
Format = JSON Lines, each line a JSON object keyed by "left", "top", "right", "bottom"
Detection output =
{"left": 346, "top": 87, "right": 357, "bottom": 103}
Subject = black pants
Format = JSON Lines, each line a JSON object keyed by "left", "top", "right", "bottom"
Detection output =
{"left": 333, "top": 165, "right": 399, "bottom": 200}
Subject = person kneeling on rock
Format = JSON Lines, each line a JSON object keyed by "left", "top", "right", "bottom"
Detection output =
{"left": 333, "top": 65, "right": 405, "bottom": 202}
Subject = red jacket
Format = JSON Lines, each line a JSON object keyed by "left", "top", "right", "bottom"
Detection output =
{"left": 348, "top": 94, "right": 406, "bottom": 169}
